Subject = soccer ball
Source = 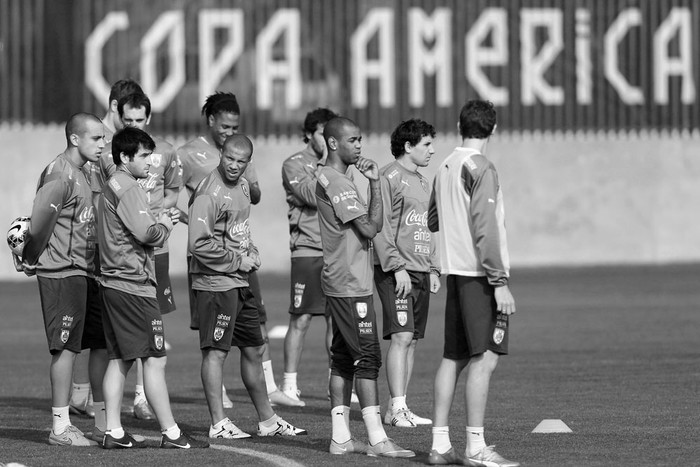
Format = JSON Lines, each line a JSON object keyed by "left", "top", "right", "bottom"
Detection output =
{"left": 7, "top": 216, "right": 30, "bottom": 256}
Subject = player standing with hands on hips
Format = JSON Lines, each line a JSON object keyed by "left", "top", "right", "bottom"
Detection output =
{"left": 427, "top": 100, "right": 519, "bottom": 466}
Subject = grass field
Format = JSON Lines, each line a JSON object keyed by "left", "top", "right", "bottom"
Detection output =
{"left": 0, "top": 264, "right": 697, "bottom": 466}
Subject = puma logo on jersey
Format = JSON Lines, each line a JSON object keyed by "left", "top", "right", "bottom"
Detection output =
{"left": 289, "top": 177, "right": 300, "bottom": 185}
{"left": 139, "top": 210, "right": 149, "bottom": 215}
{"left": 488, "top": 198, "right": 495, "bottom": 204}
{"left": 305, "top": 163, "right": 315, "bottom": 169}
{"left": 196, "top": 152, "right": 207, "bottom": 159}
{"left": 197, "top": 217, "right": 208, "bottom": 225}
{"left": 223, "top": 194, "right": 232, "bottom": 200}
{"left": 346, "top": 201, "right": 359, "bottom": 211}
{"left": 401, "top": 180, "right": 411, "bottom": 187}
{"left": 49, "top": 203, "right": 60, "bottom": 212}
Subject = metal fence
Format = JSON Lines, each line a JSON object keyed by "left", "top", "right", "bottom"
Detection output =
{"left": 1, "top": 0, "right": 699, "bottom": 136}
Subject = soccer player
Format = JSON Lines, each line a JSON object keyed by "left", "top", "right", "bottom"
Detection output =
{"left": 189, "top": 134, "right": 307, "bottom": 439}
{"left": 427, "top": 100, "right": 519, "bottom": 466}
{"left": 99, "top": 91, "right": 182, "bottom": 421}
{"left": 280, "top": 108, "right": 337, "bottom": 405}
{"left": 316, "top": 117, "right": 414, "bottom": 458}
{"left": 98, "top": 127, "right": 208, "bottom": 449}
{"left": 373, "top": 119, "right": 441, "bottom": 428}
{"left": 178, "top": 92, "right": 299, "bottom": 407}
{"left": 21, "top": 112, "right": 108, "bottom": 446}
{"left": 70, "top": 78, "right": 144, "bottom": 417}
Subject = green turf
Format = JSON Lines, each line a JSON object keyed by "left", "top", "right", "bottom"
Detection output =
{"left": 0, "top": 264, "right": 698, "bottom": 466}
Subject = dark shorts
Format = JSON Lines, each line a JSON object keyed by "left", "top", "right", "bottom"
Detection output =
{"left": 248, "top": 270, "right": 267, "bottom": 323}
{"left": 155, "top": 252, "right": 176, "bottom": 315}
{"left": 101, "top": 287, "right": 167, "bottom": 361}
{"left": 288, "top": 256, "right": 326, "bottom": 316}
{"left": 374, "top": 267, "right": 430, "bottom": 340}
{"left": 187, "top": 258, "right": 198, "bottom": 330}
{"left": 327, "top": 295, "right": 381, "bottom": 380}
{"left": 443, "top": 275, "right": 509, "bottom": 359}
{"left": 37, "top": 276, "right": 88, "bottom": 355}
{"left": 195, "top": 287, "right": 264, "bottom": 351}
{"left": 82, "top": 278, "right": 107, "bottom": 350}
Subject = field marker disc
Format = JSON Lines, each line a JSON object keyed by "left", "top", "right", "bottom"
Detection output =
{"left": 532, "top": 419, "right": 573, "bottom": 433}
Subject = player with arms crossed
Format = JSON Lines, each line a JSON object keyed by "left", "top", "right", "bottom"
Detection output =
{"left": 189, "top": 134, "right": 307, "bottom": 439}
{"left": 427, "top": 100, "right": 519, "bottom": 466}
{"left": 373, "top": 119, "right": 441, "bottom": 428}
{"left": 98, "top": 127, "right": 208, "bottom": 449}
{"left": 178, "top": 92, "right": 298, "bottom": 407}
{"left": 279, "top": 108, "right": 338, "bottom": 405}
{"left": 316, "top": 117, "right": 414, "bottom": 458}
{"left": 20, "top": 113, "right": 109, "bottom": 446}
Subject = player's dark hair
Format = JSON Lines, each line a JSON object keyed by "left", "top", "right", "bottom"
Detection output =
{"left": 65, "top": 112, "right": 102, "bottom": 142}
{"left": 459, "top": 100, "right": 497, "bottom": 139}
{"left": 323, "top": 117, "right": 358, "bottom": 145}
{"left": 390, "top": 119, "right": 436, "bottom": 158}
{"left": 108, "top": 79, "right": 143, "bottom": 107}
{"left": 112, "top": 127, "right": 155, "bottom": 166}
{"left": 202, "top": 92, "right": 240, "bottom": 119}
{"left": 118, "top": 92, "right": 152, "bottom": 118}
{"left": 222, "top": 134, "right": 254, "bottom": 159}
{"left": 302, "top": 108, "right": 338, "bottom": 143}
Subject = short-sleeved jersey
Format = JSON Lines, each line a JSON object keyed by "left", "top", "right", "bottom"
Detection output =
{"left": 428, "top": 147, "right": 510, "bottom": 286}
{"left": 373, "top": 161, "right": 438, "bottom": 274}
{"left": 98, "top": 170, "right": 170, "bottom": 298}
{"left": 281, "top": 146, "right": 324, "bottom": 256}
{"left": 177, "top": 136, "right": 220, "bottom": 199}
{"left": 23, "top": 154, "right": 96, "bottom": 278}
{"left": 188, "top": 167, "right": 259, "bottom": 292}
{"left": 315, "top": 166, "right": 372, "bottom": 297}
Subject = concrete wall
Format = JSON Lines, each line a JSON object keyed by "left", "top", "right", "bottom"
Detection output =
{"left": 2, "top": 125, "right": 699, "bottom": 281}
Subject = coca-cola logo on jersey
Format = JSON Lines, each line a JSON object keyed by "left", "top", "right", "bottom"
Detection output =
{"left": 138, "top": 173, "right": 158, "bottom": 191}
{"left": 404, "top": 209, "right": 427, "bottom": 227}
{"left": 228, "top": 218, "right": 250, "bottom": 238}
{"left": 78, "top": 206, "right": 94, "bottom": 224}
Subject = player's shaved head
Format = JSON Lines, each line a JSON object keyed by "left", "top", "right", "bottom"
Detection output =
{"left": 65, "top": 112, "right": 102, "bottom": 142}
{"left": 222, "top": 133, "right": 254, "bottom": 158}
{"left": 323, "top": 117, "right": 358, "bottom": 144}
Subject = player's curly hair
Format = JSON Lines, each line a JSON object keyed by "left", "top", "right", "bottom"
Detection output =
{"left": 202, "top": 92, "right": 240, "bottom": 119}
{"left": 302, "top": 108, "right": 338, "bottom": 143}
{"left": 390, "top": 119, "right": 436, "bottom": 158}
{"left": 459, "top": 100, "right": 497, "bottom": 139}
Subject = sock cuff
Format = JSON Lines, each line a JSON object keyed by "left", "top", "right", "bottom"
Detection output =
{"left": 432, "top": 426, "right": 450, "bottom": 434}
{"left": 467, "top": 426, "right": 484, "bottom": 434}
{"left": 360, "top": 405, "right": 381, "bottom": 417}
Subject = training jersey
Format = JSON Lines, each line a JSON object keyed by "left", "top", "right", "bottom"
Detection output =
{"left": 23, "top": 154, "right": 96, "bottom": 278}
{"left": 281, "top": 146, "right": 324, "bottom": 257}
{"left": 428, "top": 147, "right": 510, "bottom": 286}
{"left": 315, "top": 166, "right": 372, "bottom": 297}
{"left": 100, "top": 137, "right": 181, "bottom": 253}
{"left": 98, "top": 169, "right": 171, "bottom": 298}
{"left": 188, "top": 167, "right": 259, "bottom": 292}
{"left": 373, "top": 160, "right": 438, "bottom": 274}
{"left": 178, "top": 136, "right": 258, "bottom": 200}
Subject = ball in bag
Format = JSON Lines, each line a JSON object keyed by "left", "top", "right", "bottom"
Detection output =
{"left": 7, "top": 216, "right": 30, "bottom": 256}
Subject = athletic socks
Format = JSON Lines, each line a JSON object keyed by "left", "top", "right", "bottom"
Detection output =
{"left": 259, "top": 414, "right": 281, "bottom": 430}
{"left": 52, "top": 406, "right": 71, "bottom": 435}
{"left": 162, "top": 423, "right": 181, "bottom": 440}
{"left": 390, "top": 395, "right": 408, "bottom": 413}
{"left": 70, "top": 383, "right": 89, "bottom": 405}
{"left": 466, "top": 426, "right": 486, "bottom": 456}
{"left": 282, "top": 372, "right": 298, "bottom": 392}
{"left": 134, "top": 385, "right": 146, "bottom": 405}
{"left": 431, "top": 426, "right": 452, "bottom": 454}
{"left": 262, "top": 360, "right": 277, "bottom": 394}
{"left": 93, "top": 401, "right": 106, "bottom": 432}
{"left": 361, "top": 405, "right": 387, "bottom": 445}
{"left": 331, "top": 405, "right": 351, "bottom": 444}
{"left": 106, "top": 427, "right": 125, "bottom": 439}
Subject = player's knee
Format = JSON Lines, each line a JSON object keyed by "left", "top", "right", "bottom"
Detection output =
{"left": 389, "top": 331, "right": 414, "bottom": 348}
{"left": 290, "top": 313, "right": 312, "bottom": 331}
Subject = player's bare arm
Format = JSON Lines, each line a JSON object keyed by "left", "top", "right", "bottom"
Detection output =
{"left": 249, "top": 181, "right": 261, "bottom": 205}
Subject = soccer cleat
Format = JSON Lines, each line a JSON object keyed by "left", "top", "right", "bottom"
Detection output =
{"left": 88, "top": 427, "right": 105, "bottom": 445}
{"left": 102, "top": 431, "right": 147, "bottom": 449}
{"left": 388, "top": 409, "right": 417, "bottom": 428}
{"left": 467, "top": 445, "right": 520, "bottom": 467}
{"left": 408, "top": 409, "right": 432, "bottom": 425}
{"left": 366, "top": 438, "right": 415, "bottom": 458}
{"left": 269, "top": 389, "right": 305, "bottom": 407}
{"left": 48, "top": 425, "right": 99, "bottom": 447}
{"left": 257, "top": 418, "right": 307, "bottom": 436}
{"left": 209, "top": 418, "right": 251, "bottom": 439}
{"left": 429, "top": 447, "right": 468, "bottom": 465}
{"left": 330, "top": 437, "right": 369, "bottom": 455}
{"left": 222, "top": 390, "right": 234, "bottom": 409}
{"left": 133, "top": 400, "right": 155, "bottom": 420}
{"left": 280, "top": 386, "right": 306, "bottom": 407}
{"left": 160, "top": 430, "right": 210, "bottom": 449}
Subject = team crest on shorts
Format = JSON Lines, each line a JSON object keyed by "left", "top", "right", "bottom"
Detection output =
{"left": 492, "top": 328, "right": 505, "bottom": 345}
{"left": 397, "top": 311, "right": 408, "bottom": 326}
{"left": 294, "top": 294, "right": 302, "bottom": 308}
{"left": 154, "top": 334, "right": 164, "bottom": 350}
{"left": 356, "top": 302, "right": 367, "bottom": 318}
{"left": 60, "top": 329, "right": 70, "bottom": 344}
{"left": 214, "top": 327, "right": 225, "bottom": 341}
